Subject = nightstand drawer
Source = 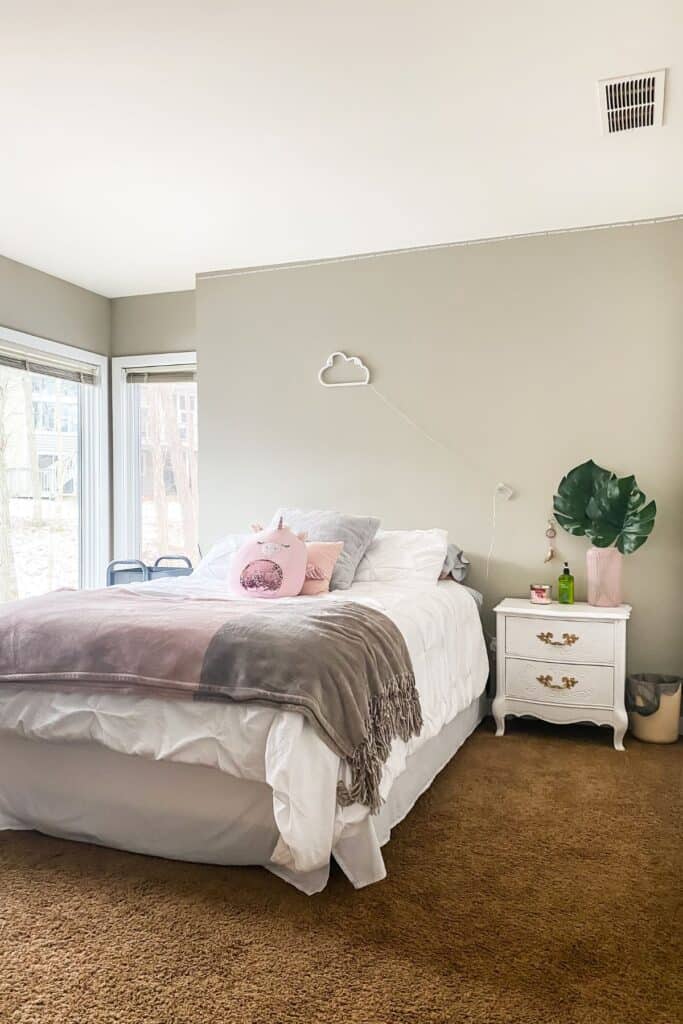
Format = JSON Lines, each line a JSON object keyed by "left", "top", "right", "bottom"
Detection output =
{"left": 505, "top": 658, "right": 614, "bottom": 708}
{"left": 505, "top": 615, "right": 614, "bottom": 665}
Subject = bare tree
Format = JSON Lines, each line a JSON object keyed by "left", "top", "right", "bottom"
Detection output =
{"left": 21, "top": 372, "right": 43, "bottom": 526}
{"left": 54, "top": 379, "right": 64, "bottom": 521}
{"left": 160, "top": 386, "right": 198, "bottom": 561}
{"left": 148, "top": 389, "right": 169, "bottom": 558}
{"left": 186, "top": 393, "right": 199, "bottom": 560}
{"left": 0, "top": 370, "right": 18, "bottom": 601}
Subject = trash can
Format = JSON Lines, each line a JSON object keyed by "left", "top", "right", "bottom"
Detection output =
{"left": 626, "top": 674, "right": 682, "bottom": 744}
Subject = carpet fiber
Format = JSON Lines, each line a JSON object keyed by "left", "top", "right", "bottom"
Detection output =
{"left": 1, "top": 719, "right": 680, "bottom": 1024}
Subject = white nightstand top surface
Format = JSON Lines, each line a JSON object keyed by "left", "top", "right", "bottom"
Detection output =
{"left": 494, "top": 598, "right": 631, "bottom": 620}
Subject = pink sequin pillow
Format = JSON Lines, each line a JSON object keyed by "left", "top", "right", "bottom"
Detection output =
{"left": 229, "top": 519, "right": 307, "bottom": 598}
{"left": 301, "top": 541, "right": 344, "bottom": 596}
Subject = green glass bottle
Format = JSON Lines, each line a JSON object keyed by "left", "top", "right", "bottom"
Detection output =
{"left": 558, "top": 562, "right": 575, "bottom": 604}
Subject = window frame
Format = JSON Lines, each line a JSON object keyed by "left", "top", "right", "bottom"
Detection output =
{"left": 0, "top": 325, "right": 109, "bottom": 590}
{"left": 112, "top": 351, "right": 197, "bottom": 561}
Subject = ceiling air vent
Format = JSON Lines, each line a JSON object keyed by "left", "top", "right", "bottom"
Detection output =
{"left": 599, "top": 69, "right": 666, "bottom": 134}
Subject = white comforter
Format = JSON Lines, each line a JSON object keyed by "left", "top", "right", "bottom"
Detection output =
{"left": 0, "top": 578, "right": 488, "bottom": 876}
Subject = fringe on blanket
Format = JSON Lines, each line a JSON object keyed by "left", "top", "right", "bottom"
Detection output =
{"left": 336, "top": 672, "right": 423, "bottom": 814}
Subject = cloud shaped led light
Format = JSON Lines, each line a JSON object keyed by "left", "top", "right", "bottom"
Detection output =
{"left": 318, "top": 351, "right": 370, "bottom": 388}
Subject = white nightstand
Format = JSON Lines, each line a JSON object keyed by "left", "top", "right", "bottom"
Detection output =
{"left": 492, "top": 599, "right": 632, "bottom": 750}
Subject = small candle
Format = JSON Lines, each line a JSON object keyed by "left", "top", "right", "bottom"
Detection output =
{"left": 530, "top": 584, "right": 552, "bottom": 604}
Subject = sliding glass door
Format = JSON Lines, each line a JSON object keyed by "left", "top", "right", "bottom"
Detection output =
{"left": 0, "top": 328, "right": 108, "bottom": 601}
{"left": 113, "top": 353, "right": 199, "bottom": 566}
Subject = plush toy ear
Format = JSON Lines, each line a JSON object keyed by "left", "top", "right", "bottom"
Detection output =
{"left": 297, "top": 531, "right": 308, "bottom": 541}
{"left": 250, "top": 523, "right": 263, "bottom": 533}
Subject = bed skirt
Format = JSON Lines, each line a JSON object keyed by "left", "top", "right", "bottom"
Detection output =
{"left": 0, "top": 693, "right": 489, "bottom": 894}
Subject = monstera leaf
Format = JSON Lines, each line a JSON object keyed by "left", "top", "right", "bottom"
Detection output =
{"left": 553, "top": 460, "right": 656, "bottom": 555}
{"left": 553, "top": 460, "right": 614, "bottom": 538}
{"left": 615, "top": 487, "right": 656, "bottom": 554}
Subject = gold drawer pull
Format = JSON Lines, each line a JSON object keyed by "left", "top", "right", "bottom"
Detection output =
{"left": 537, "top": 631, "right": 579, "bottom": 647}
{"left": 537, "top": 674, "right": 579, "bottom": 690}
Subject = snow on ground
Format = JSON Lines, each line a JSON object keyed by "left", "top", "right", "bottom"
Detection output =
{"left": 5, "top": 497, "right": 194, "bottom": 602}
{"left": 7, "top": 496, "right": 79, "bottom": 600}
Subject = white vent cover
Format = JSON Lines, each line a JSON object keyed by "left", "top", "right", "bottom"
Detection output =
{"left": 599, "top": 70, "right": 666, "bottom": 134}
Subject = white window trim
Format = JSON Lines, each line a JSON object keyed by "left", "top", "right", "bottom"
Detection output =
{"left": 112, "top": 351, "right": 197, "bottom": 561}
{"left": 0, "top": 325, "right": 109, "bottom": 590}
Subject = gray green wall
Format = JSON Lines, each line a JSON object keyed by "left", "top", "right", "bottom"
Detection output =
{"left": 196, "top": 220, "right": 683, "bottom": 674}
{"left": 0, "top": 255, "right": 110, "bottom": 356}
{"left": 0, "top": 257, "right": 194, "bottom": 359}
{"left": 2, "top": 226, "right": 681, "bottom": 673}
{"left": 0, "top": 256, "right": 194, "bottom": 360}
{"left": 111, "top": 291, "right": 195, "bottom": 356}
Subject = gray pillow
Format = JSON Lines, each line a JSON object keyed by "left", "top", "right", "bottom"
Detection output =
{"left": 271, "top": 508, "right": 380, "bottom": 591}
{"left": 440, "top": 543, "right": 471, "bottom": 583}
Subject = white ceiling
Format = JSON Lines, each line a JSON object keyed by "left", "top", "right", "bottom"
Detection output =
{"left": 1, "top": 2, "right": 682, "bottom": 297}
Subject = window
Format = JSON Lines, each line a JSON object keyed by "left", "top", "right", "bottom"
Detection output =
{"left": 0, "top": 327, "right": 109, "bottom": 601}
{"left": 113, "top": 353, "right": 199, "bottom": 565}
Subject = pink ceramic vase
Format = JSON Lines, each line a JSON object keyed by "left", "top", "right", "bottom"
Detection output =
{"left": 586, "top": 546, "right": 623, "bottom": 606}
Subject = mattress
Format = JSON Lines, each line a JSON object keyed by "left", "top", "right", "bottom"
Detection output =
{"left": 0, "top": 578, "right": 489, "bottom": 891}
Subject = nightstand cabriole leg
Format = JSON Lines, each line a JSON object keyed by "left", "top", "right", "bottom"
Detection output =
{"left": 492, "top": 699, "right": 506, "bottom": 737}
{"left": 493, "top": 610, "right": 506, "bottom": 736}
{"left": 613, "top": 619, "right": 628, "bottom": 751}
{"left": 613, "top": 712, "right": 627, "bottom": 751}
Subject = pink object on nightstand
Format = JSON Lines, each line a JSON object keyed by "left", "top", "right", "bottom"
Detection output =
{"left": 530, "top": 584, "right": 552, "bottom": 604}
{"left": 586, "top": 546, "right": 623, "bottom": 607}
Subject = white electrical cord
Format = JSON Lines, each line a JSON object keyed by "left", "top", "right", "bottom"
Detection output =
{"left": 368, "top": 384, "right": 451, "bottom": 455}
{"left": 486, "top": 484, "right": 515, "bottom": 578}
{"left": 367, "top": 384, "right": 513, "bottom": 580}
{"left": 486, "top": 490, "right": 498, "bottom": 580}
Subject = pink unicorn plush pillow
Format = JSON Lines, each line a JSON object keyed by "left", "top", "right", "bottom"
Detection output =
{"left": 229, "top": 518, "right": 307, "bottom": 598}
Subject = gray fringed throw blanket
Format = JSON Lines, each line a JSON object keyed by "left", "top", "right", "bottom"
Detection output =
{"left": 0, "top": 588, "right": 421, "bottom": 813}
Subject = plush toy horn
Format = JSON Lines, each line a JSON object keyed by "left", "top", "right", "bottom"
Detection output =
{"left": 277, "top": 516, "right": 284, "bottom": 530}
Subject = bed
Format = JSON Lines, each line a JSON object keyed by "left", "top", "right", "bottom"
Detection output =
{"left": 0, "top": 576, "right": 489, "bottom": 894}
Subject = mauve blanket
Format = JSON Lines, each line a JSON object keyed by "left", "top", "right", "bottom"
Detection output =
{"left": 0, "top": 588, "right": 421, "bottom": 812}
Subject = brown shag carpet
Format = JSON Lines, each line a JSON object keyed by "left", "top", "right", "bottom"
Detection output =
{"left": 1, "top": 719, "right": 681, "bottom": 1024}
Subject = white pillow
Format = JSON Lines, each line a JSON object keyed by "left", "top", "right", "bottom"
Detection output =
{"left": 354, "top": 529, "right": 448, "bottom": 584}
{"left": 192, "top": 534, "right": 247, "bottom": 581}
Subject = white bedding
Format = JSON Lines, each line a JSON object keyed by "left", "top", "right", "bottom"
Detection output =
{"left": 0, "top": 577, "right": 488, "bottom": 885}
